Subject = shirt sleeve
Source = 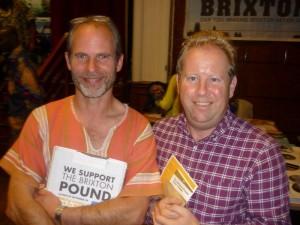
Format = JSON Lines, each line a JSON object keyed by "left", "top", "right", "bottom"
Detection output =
{"left": 0, "top": 107, "right": 46, "bottom": 188}
{"left": 246, "top": 142, "right": 291, "bottom": 224}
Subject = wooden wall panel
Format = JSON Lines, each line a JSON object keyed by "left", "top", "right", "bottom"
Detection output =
{"left": 128, "top": 82, "right": 150, "bottom": 113}
{"left": 241, "top": 42, "right": 285, "bottom": 64}
{"left": 285, "top": 45, "right": 300, "bottom": 65}
{"left": 233, "top": 41, "right": 300, "bottom": 143}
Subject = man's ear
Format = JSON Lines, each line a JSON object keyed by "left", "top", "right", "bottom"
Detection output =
{"left": 65, "top": 52, "right": 71, "bottom": 71}
{"left": 229, "top": 76, "right": 237, "bottom": 98}
{"left": 116, "top": 54, "right": 124, "bottom": 72}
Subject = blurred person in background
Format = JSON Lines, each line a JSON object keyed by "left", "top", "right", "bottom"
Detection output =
{"left": 0, "top": 25, "right": 44, "bottom": 142}
{"left": 155, "top": 74, "right": 182, "bottom": 117}
{"left": 144, "top": 81, "right": 167, "bottom": 115}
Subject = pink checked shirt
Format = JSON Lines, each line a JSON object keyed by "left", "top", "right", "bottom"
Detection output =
{"left": 149, "top": 109, "right": 291, "bottom": 225}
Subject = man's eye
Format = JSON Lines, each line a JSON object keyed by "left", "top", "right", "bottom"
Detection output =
{"left": 74, "top": 54, "right": 88, "bottom": 60}
{"left": 96, "top": 54, "right": 110, "bottom": 61}
{"left": 210, "top": 77, "right": 220, "bottom": 82}
{"left": 187, "top": 76, "right": 198, "bottom": 82}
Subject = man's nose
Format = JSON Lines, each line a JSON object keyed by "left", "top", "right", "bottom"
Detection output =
{"left": 196, "top": 80, "right": 207, "bottom": 95}
{"left": 87, "top": 59, "right": 96, "bottom": 72}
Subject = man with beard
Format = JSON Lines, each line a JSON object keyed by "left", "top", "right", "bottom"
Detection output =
{"left": 0, "top": 16, "right": 163, "bottom": 225}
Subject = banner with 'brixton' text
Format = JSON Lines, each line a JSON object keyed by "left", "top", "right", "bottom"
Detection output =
{"left": 184, "top": 0, "right": 300, "bottom": 39}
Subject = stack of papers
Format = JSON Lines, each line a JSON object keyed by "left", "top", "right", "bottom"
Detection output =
{"left": 283, "top": 147, "right": 300, "bottom": 205}
{"left": 247, "top": 119, "right": 282, "bottom": 135}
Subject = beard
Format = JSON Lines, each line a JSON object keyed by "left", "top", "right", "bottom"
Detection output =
{"left": 72, "top": 71, "right": 116, "bottom": 98}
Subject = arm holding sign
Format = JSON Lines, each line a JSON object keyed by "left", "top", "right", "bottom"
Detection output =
{"left": 8, "top": 174, "right": 137, "bottom": 225}
{"left": 7, "top": 178, "right": 54, "bottom": 225}
{"left": 35, "top": 189, "right": 149, "bottom": 225}
{"left": 35, "top": 146, "right": 149, "bottom": 225}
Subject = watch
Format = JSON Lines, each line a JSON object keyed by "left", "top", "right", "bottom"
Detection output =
{"left": 55, "top": 205, "right": 67, "bottom": 224}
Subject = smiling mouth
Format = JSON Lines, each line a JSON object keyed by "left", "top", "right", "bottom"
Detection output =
{"left": 195, "top": 102, "right": 211, "bottom": 106}
{"left": 84, "top": 77, "right": 104, "bottom": 84}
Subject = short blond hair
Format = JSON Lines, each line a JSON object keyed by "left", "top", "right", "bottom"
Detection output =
{"left": 176, "top": 30, "right": 237, "bottom": 80}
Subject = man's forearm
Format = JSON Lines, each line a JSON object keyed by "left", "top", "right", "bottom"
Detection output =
{"left": 62, "top": 196, "right": 149, "bottom": 225}
{"left": 7, "top": 208, "right": 54, "bottom": 225}
{"left": 7, "top": 178, "right": 54, "bottom": 225}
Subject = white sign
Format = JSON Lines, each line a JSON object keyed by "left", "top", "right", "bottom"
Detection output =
{"left": 47, "top": 146, "right": 127, "bottom": 207}
{"left": 184, "top": 0, "right": 300, "bottom": 39}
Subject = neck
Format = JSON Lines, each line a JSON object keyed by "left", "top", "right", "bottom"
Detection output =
{"left": 187, "top": 123, "right": 215, "bottom": 142}
{"left": 73, "top": 90, "right": 114, "bottom": 114}
{"left": 71, "top": 94, "right": 126, "bottom": 150}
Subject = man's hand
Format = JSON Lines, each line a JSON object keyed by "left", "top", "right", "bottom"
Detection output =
{"left": 151, "top": 196, "right": 181, "bottom": 225}
{"left": 35, "top": 188, "right": 62, "bottom": 221}
{"left": 152, "top": 196, "right": 199, "bottom": 225}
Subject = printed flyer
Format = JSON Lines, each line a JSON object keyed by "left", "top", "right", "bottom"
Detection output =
{"left": 161, "top": 155, "right": 198, "bottom": 206}
{"left": 46, "top": 146, "right": 127, "bottom": 207}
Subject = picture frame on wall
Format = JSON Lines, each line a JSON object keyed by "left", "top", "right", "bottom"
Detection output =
{"left": 24, "top": 0, "right": 51, "bottom": 63}
{"left": 25, "top": 0, "right": 50, "bottom": 17}
{"left": 24, "top": 0, "right": 51, "bottom": 39}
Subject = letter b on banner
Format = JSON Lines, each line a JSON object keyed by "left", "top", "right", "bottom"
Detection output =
{"left": 201, "top": 0, "right": 214, "bottom": 16}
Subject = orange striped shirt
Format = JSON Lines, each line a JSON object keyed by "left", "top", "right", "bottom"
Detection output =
{"left": 0, "top": 96, "right": 163, "bottom": 197}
